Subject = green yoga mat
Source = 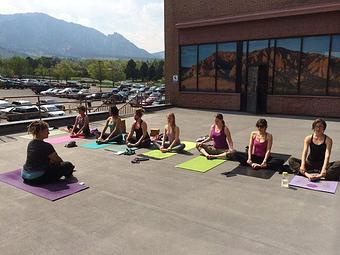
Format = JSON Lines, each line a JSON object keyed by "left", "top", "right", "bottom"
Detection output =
{"left": 182, "top": 141, "right": 196, "bottom": 151}
{"left": 105, "top": 144, "right": 138, "bottom": 153}
{"left": 176, "top": 156, "right": 226, "bottom": 173}
{"left": 142, "top": 141, "right": 197, "bottom": 159}
{"left": 143, "top": 150, "right": 177, "bottom": 159}
{"left": 20, "top": 129, "right": 66, "bottom": 139}
{"left": 80, "top": 141, "right": 116, "bottom": 149}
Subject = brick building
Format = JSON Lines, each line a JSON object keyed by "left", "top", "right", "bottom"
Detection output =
{"left": 165, "top": 1, "right": 340, "bottom": 117}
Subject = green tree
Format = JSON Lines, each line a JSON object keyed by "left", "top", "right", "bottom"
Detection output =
{"left": 148, "top": 64, "right": 156, "bottom": 81}
{"left": 87, "top": 61, "right": 104, "bottom": 83}
{"left": 9, "top": 57, "right": 29, "bottom": 78}
{"left": 124, "top": 59, "right": 138, "bottom": 81}
{"left": 53, "top": 60, "right": 75, "bottom": 82}
{"left": 34, "top": 64, "right": 48, "bottom": 79}
{"left": 139, "top": 62, "right": 149, "bottom": 82}
{"left": 155, "top": 60, "right": 164, "bottom": 80}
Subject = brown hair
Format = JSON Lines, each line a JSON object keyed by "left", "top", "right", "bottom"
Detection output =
{"left": 135, "top": 108, "right": 145, "bottom": 118}
{"left": 215, "top": 113, "right": 225, "bottom": 127}
{"left": 256, "top": 119, "right": 268, "bottom": 128}
{"left": 77, "top": 105, "right": 86, "bottom": 112}
{"left": 27, "top": 120, "right": 49, "bottom": 137}
{"left": 312, "top": 118, "right": 327, "bottom": 130}
{"left": 109, "top": 106, "right": 119, "bottom": 116}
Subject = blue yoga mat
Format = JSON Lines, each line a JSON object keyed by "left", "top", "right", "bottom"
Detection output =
{"left": 80, "top": 141, "right": 116, "bottom": 149}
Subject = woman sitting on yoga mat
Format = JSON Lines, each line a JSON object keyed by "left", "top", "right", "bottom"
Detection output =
{"left": 196, "top": 113, "right": 234, "bottom": 160}
{"left": 22, "top": 120, "right": 75, "bottom": 185}
{"left": 96, "top": 106, "right": 124, "bottom": 144}
{"left": 154, "top": 112, "right": 185, "bottom": 153}
{"left": 288, "top": 119, "right": 340, "bottom": 181}
{"left": 68, "top": 106, "right": 91, "bottom": 137}
{"left": 234, "top": 119, "right": 284, "bottom": 170}
{"left": 126, "top": 109, "right": 151, "bottom": 148}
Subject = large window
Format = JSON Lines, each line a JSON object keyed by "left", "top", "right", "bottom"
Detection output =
{"left": 329, "top": 35, "right": 340, "bottom": 96}
{"left": 247, "top": 40, "right": 269, "bottom": 92}
{"left": 274, "top": 38, "right": 301, "bottom": 94}
{"left": 198, "top": 44, "right": 216, "bottom": 92}
{"left": 180, "top": 45, "right": 197, "bottom": 91}
{"left": 179, "top": 34, "right": 340, "bottom": 97}
{"left": 216, "top": 42, "right": 237, "bottom": 92}
{"left": 300, "top": 36, "right": 330, "bottom": 95}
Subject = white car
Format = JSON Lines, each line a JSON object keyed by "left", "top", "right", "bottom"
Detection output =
{"left": 40, "top": 105, "right": 66, "bottom": 117}
{"left": 40, "top": 88, "right": 55, "bottom": 95}
{"left": 0, "top": 100, "right": 13, "bottom": 109}
{"left": 12, "top": 100, "right": 32, "bottom": 106}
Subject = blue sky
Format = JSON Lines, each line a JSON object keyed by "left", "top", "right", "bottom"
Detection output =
{"left": 0, "top": 0, "right": 164, "bottom": 53}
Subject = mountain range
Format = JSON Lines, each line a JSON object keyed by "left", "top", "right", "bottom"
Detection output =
{"left": 0, "top": 13, "right": 164, "bottom": 59}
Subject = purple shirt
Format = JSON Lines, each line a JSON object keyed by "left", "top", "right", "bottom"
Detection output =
{"left": 210, "top": 125, "right": 228, "bottom": 149}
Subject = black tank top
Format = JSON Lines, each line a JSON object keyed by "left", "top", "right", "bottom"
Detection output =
{"left": 307, "top": 134, "right": 326, "bottom": 167}
{"left": 135, "top": 120, "right": 150, "bottom": 141}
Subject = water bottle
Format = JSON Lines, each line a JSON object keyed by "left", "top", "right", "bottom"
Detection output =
{"left": 281, "top": 172, "right": 289, "bottom": 188}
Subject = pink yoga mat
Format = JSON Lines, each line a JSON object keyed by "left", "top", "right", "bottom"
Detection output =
{"left": 289, "top": 175, "right": 338, "bottom": 194}
{"left": 0, "top": 169, "right": 89, "bottom": 201}
{"left": 44, "top": 135, "right": 78, "bottom": 145}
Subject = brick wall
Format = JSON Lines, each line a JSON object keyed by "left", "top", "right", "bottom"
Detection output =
{"left": 165, "top": 0, "right": 340, "bottom": 116}
{"left": 267, "top": 95, "right": 340, "bottom": 117}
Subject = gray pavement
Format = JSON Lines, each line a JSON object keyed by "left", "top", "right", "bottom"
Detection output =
{"left": 0, "top": 107, "right": 339, "bottom": 255}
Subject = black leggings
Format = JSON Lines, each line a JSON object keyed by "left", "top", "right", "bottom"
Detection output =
{"left": 67, "top": 125, "right": 91, "bottom": 136}
{"left": 127, "top": 136, "right": 151, "bottom": 148}
{"left": 233, "top": 152, "right": 284, "bottom": 170}
{"left": 98, "top": 133, "right": 124, "bottom": 143}
{"left": 288, "top": 157, "right": 340, "bottom": 181}
{"left": 23, "top": 162, "right": 75, "bottom": 185}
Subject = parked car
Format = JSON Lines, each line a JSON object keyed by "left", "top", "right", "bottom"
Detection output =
{"left": 86, "top": 93, "right": 103, "bottom": 100}
{"left": 40, "top": 88, "right": 55, "bottom": 95}
{"left": 0, "top": 100, "right": 13, "bottom": 109}
{"left": 6, "top": 106, "right": 41, "bottom": 121}
{"left": 111, "top": 88, "right": 119, "bottom": 94}
{"left": 12, "top": 100, "right": 32, "bottom": 106}
{"left": 40, "top": 105, "right": 66, "bottom": 117}
{"left": 37, "top": 99, "right": 65, "bottom": 111}
{"left": 73, "top": 89, "right": 90, "bottom": 99}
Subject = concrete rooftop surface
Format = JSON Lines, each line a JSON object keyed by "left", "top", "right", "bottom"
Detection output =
{"left": 0, "top": 107, "right": 339, "bottom": 255}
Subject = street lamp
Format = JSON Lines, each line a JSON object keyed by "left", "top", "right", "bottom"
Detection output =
{"left": 98, "top": 61, "right": 102, "bottom": 93}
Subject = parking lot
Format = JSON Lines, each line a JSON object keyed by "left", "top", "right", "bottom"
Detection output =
{"left": 0, "top": 81, "right": 165, "bottom": 122}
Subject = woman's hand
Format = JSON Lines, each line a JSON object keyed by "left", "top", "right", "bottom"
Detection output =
{"left": 260, "top": 162, "right": 267, "bottom": 168}
{"left": 160, "top": 147, "right": 168, "bottom": 153}
{"left": 251, "top": 163, "right": 261, "bottom": 169}
{"left": 247, "top": 159, "right": 253, "bottom": 165}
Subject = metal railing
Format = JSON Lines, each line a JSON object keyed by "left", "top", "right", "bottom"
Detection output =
{"left": 0, "top": 94, "right": 98, "bottom": 123}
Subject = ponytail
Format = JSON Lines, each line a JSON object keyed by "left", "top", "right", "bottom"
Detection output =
{"left": 27, "top": 120, "right": 49, "bottom": 137}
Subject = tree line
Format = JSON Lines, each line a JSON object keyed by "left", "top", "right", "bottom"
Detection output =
{"left": 0, "top": 56, "right": 164, "bottom": 83}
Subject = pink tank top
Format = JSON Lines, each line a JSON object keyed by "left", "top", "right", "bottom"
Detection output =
{"left": 252, "top": 135, "right": 268, "bottom": 157}
{"left": 210, "top": 125, "right": 228, "bottom": 149}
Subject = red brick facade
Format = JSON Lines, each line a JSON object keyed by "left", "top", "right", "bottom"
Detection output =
{"left": 165, "top": 0, "right": 340, "bottom": 117}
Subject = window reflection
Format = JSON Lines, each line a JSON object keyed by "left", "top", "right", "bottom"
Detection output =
{"left": 300, "top": 36, "right": 329, "bottom": 95}
{"left": 198, "top": 44, "right": 216, "bottom": 92}
{"left": 180, "top": 45, "right": 197, "bottom": 91}
{"left": 274, "top": 38, "right": 301, "bottom": 94}
{"left": 216, "top": 42, "right": 237, "bottom": 92}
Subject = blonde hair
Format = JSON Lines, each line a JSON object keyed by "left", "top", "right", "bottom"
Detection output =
{"left": 167, "top": 112, "right": 176, "bottom": 129}
{"left": 27, "top": 120, "right": 49, "bottom": 137}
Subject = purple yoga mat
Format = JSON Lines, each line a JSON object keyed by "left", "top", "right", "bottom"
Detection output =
{"left": 289, "top": 175, "right": 338, "bottom": 194}
{"left": 44, "top": 135, "right": 78, "bottom": 145}
{"left": 0, "top": 169, "right": 89, "bottom": 201}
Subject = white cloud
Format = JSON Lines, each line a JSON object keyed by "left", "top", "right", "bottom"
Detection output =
{"left": 0, "top": 0, "right": 164, "bottom": 52}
